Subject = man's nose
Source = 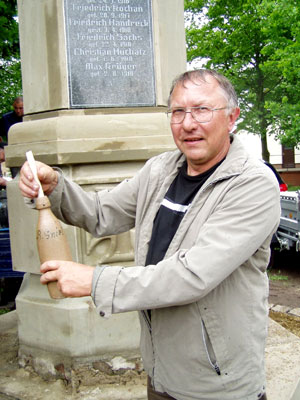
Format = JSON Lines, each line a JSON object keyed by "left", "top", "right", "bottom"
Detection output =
{"left": 182, "top": 110, "right": 197, "bottom": 130}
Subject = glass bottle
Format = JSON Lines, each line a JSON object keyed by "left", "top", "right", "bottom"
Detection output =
{"left": 36, "top": 196, "right": 72, "bottom": 299}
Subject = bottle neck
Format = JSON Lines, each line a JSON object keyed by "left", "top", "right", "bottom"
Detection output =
{"left": 35, "top": 196, "right": 51, "bottom": 210}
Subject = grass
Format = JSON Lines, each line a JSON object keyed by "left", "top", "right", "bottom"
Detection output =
{"left": 288, "top": 185, "right": 300, "bottom": 191}
{"left": 268, "top": 270, "right": 289, "bottom": 281}
{"left": 0, "top": 308, "right": 10, "bottom": 315}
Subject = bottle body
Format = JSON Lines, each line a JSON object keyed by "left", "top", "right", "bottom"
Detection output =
{"left": 36, "top": 196, "right": 72, "bottom": 299}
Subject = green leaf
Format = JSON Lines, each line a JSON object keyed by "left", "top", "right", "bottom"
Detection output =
{"left": 0, "top": 0, "right": 22, "bottom": 118}
{"left": 185, "top": 0, "right": 300, "bottom": 154}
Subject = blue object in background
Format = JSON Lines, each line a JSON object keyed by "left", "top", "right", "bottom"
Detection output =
{"left": 0, "top": 228, "right": 24, "bottom": 278}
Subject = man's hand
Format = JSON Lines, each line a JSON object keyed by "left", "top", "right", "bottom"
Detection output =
{"left": 0, "top": 177, "right": 7, "bottom": 187}
{"left": 40, "top": 260, "right": 95, "bottom": 297}
{"left": 19, "top": 160, "right": 59, "bottom": 198}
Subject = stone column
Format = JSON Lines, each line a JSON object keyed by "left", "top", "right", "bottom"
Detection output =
{"left": 5, "top": 0, "right": 186, "bottom": 390}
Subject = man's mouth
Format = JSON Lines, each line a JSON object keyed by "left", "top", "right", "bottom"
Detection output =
{"left": 184, "top": 138, "right": 203, "bottom": 142}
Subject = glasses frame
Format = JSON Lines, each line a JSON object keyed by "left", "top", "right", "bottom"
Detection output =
{"left": 166, "top": 106, "right": 228, "bottom": 124}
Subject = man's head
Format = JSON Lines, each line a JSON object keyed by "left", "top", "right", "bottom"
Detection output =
{"left": 0, "top": 142, "right": 7, "bottom": 163}
{"left": 168, "top": 70, "right": 238, "bottom": 110}
{"left": 13, "top": 97, "right": 24, "bottom": 118}
{"left": 167, "top": 69, "right": 240, "bottom": 176}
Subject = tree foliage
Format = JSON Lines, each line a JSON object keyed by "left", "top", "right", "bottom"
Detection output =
{"left": 259, "top": 1, "right": 300, "bottom": 147}
{"left": 0, "top": 61, "right": 22, "bottom": 117}
{"left": 0, "top": 0, "right": 22, "bottom": 116}
{"left": 185, "top": 0, "right": 300, "bottom": 159}
{"left": 0, "top": 0, "right": 19, "bottom": 59}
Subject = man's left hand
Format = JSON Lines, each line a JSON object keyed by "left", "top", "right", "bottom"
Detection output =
{"left": 40, "top": 260, "right": 95, "bottom": 297}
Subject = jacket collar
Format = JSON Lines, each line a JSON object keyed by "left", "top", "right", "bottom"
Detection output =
{"left": 168, "top": 133, "right": 248, "bottom": 184}
{"left": 213, "top": 134, "right": 249, "bottom": 179}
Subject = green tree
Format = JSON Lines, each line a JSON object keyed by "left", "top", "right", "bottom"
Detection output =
{"left": 259, "top": 1, "right": 300, "bottom": 147}
{"left": 0, "top": 0, "right": 22, "bottom": 117}
{"left": 185, "top": 0, "right": 300, "bottom": 161}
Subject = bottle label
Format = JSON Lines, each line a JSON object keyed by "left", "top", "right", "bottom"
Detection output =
{"left": 37, "top": 227, "right": 65, "bottom": 240}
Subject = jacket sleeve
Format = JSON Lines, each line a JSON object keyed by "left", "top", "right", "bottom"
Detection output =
{"left": 48, "top": 152, "right": 171, "bottom": 237}
{"left": 48, "top": 167, "right": 142, "bottom": 237}
{"left": 93, "top": 165, "right": 281, "bottom": 317}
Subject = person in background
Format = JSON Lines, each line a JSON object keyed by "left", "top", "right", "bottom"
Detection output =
{"left": 0, "top": 142, "right": 11, "bottom": 189}
{"left": 19, "top": 70, "right": 280, "bottom": 400}
{"left": 0, "top": 96, "right": 24, "bottom": 143}
{"left": 0, "top": 141, "right": 18, "bottom": 183}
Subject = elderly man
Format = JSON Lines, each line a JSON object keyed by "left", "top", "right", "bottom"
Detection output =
{"left": 19, "top": 70, "right": 280, "bottom": 400}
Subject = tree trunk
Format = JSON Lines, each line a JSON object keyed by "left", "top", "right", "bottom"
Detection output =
{"left": 256, "top": 60, "right": 270, "bottom": 162}
{"left": 261, "top": 133, "right": 270, "bottom": 162}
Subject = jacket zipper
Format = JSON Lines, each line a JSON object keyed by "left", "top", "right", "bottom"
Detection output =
{"left": 141, "top": 310, "right": 152, "bottom": 332}
{"left": 141, "top": 310, "right": 157, "bottom": 389}
{"left": 201, "top": 319, "right": 221, "bottom": 376}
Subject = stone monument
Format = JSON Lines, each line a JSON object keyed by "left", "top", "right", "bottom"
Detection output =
{"left": 5, "top": 0, "right": 186, "bottom": 394}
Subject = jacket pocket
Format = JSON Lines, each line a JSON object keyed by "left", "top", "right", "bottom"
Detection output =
{"left": 201, "top": 319, "right": 221, "bottom": 375}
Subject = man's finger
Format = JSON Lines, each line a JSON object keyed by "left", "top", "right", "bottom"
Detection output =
{"left": 40, "top": 260, "right": 61, "bottom": 274}
{"left": 40, "top": 270, "right": 59, "bottom": 284}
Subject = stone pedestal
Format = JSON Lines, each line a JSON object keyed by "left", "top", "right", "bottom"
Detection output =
{"left": 17, "top": 274, "right": 141, "bottom": 369}
{"left": 6, "top": 0, "right": 186, "bottom": 379}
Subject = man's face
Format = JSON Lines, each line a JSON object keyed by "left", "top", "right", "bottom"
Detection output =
{"left": 169, "top": 76, "right": 240, "bottom": 176}
{"left": 13, "top": 101, "right": 24, "bottom": 117}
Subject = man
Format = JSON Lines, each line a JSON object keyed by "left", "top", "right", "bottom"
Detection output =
{"left": 0, "top": 142, "right": 10, "bottom": 228}
{"left": 0, "top": 141, "right": 19, "bottom": 182}
{"left": 0, "top": 142, "right": 11, "bottom": 188}
{"left": 19, "top": 70, "right": 280, "bottom": 400}
{"left": 0, "top": 96, "right": 24, "bottom": 142}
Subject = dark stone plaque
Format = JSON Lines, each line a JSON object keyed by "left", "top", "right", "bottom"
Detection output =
{"left": 64, "top": 0, "right": 156, "bottom": 108}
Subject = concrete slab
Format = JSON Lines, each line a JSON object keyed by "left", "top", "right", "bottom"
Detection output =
{"left": 271, "top": 305, "right": 292, "bottom": 313}
{"left": 289, "top": 308, "right": 300, "bottom": 317}
{"left": 266, "top": 318, "right": 300, "bottom": 400}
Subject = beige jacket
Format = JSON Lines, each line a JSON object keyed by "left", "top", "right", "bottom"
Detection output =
{"left": 50, "top": 135, "right": 281, "bottom": 400}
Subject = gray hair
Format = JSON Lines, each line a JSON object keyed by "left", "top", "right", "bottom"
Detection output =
{"left": 168, "top": 69, "right": 238, "bottom": 111}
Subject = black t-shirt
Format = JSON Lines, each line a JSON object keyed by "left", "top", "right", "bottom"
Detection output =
{"left": 145, "top": 160, "right": 223, "bottom": 265}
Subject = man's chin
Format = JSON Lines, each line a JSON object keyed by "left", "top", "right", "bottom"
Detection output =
{"left": 184, "top": 150, "right": 207, "bottom": 163}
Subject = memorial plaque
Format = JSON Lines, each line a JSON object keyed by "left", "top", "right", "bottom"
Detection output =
{"left": 64, "top": 0, "right": 156, "bottom": 108}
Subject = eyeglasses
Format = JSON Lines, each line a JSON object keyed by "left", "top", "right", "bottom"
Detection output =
{"left": 167, "top": 106, "right": 228, "bottom": 124}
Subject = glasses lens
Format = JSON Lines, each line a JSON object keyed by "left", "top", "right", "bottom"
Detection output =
{"left": 169, "top": 109, "right": 185, "bottom": 124}
{"left": 168, "top": 108, "right": 214, "bottom": 124}
{"left": 192, "top": 108, "right": 212, "bottom": 123}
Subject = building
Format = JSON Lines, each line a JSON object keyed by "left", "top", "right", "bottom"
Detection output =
{"left": 237, "top": 131, "right": 300, "bottom": 187}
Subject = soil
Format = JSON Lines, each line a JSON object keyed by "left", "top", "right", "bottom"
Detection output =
{"left": 268, "top": 250, "right": 300, "bottom": 311}
{"left": 268, "top": 249, "right": 300, "bottom": 338}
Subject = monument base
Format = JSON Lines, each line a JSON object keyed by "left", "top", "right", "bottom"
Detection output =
{"left": 6, "top": 110, "right": 175, "bottom": 167}
{"left": 16, "top": 273, "right": 142, "bottom": 381}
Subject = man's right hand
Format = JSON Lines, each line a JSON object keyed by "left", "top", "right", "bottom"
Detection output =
{"left": 19, "top": 160, "right": 59, "bottom": 198}
{"left": 0, "top": 177, "right": 7, "bottom": 187}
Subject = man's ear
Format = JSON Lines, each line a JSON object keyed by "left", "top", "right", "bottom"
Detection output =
{"left": 228, "top": 107, "right": 240, "bottom": 132}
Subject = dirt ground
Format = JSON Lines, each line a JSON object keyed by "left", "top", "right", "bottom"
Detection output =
{"left": 0, "top": 250, "right": 299, "bottom": 399}
{"left": 268, "top": 250, "right": 300, "bottom": 309}
{"left": 268, "top": 249, "right": 300, "bottom": 338}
